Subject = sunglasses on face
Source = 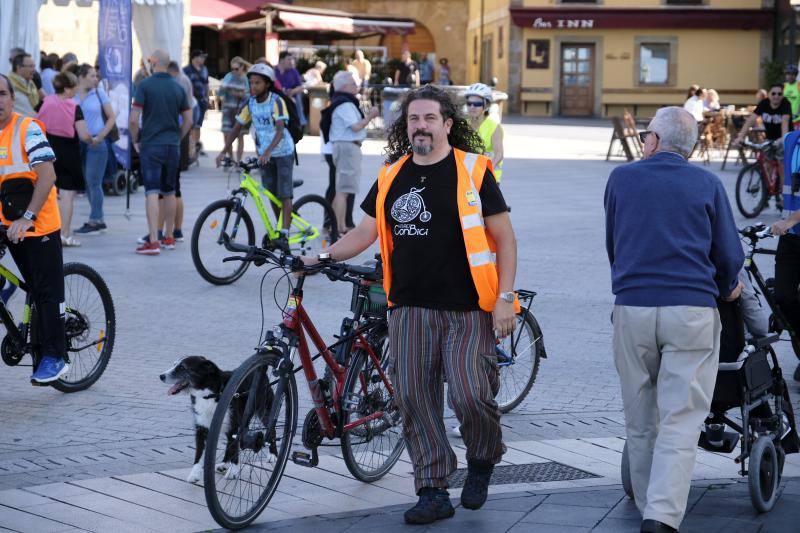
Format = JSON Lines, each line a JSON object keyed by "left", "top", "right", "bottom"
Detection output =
{"left": 771, "top": 92, "right": 783, "bottom": 96}
{"left": 466, "top": 101, "right": 485, "bottom": 108}
{"left": 638, "top": 130, "right": 660, "bottom": 143}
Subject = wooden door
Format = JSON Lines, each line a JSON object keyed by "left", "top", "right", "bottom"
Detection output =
{"left": 560, "top": 44, "right": 595, "bottom": 117}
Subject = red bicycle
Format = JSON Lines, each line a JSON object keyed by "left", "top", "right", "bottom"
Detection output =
{"left": 735, "top": 139, "right": 783, "bottom": 218}
{"left": 202, "top": 240, "right": 403, "bottom": 529}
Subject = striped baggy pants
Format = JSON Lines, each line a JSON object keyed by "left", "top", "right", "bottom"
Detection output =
{"left": 387, "top": 306, "right": 504, "bottom": 493}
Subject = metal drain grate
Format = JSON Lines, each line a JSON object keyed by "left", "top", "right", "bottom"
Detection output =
{"left": 448, "top": 461, "right": 600, "bottom": 488}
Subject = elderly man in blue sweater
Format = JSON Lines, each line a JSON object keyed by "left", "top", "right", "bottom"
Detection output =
{"left": 605, "top": 106, "right": 744, "bottom": 533}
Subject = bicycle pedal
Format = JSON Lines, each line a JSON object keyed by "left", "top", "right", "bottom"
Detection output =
{"left": 291, "top": 450, "right": 318, "bottom": 468}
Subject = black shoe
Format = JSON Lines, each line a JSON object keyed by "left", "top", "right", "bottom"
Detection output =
{"left": 641, "top": 519, "right": 677, "bottom": 533}
{"left": 173, "top": 229, "right": 184, "bottom": 242}
{"left": 273, "top": 234, "right": 290, "bottom": 254}
{"left": 404, "top": 488, "right": 455, "bottom": 525}
{"left": 793, "top": 362, "right": 800, "bottom": 382}
{"left": 460, "top": 460, "right": 493, "bottom": 510}
{"left": 74, "top": 222, "right": 102, "bottom": 235}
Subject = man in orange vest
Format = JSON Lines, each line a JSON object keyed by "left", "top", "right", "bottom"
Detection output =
{"left": 303, "top": 85, "right": 518, "bottom": 524}
{"left": 0, "top": 74, "right": 68, "bottom": 384}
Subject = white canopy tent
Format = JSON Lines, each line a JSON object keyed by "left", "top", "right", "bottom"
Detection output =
{"left": 0, "top": 0, "right": 47, "bottom": 75}
{"left": 0, "top": 0, "right": 185, "bottom": 75}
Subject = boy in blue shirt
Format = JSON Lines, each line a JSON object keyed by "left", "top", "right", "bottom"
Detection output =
{"left": 216, "top": 64, "right": 295, "bottom": 251}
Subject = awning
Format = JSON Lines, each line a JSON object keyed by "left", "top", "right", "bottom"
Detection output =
{"left": 190, "top": 0, "right": 277, "bottom": 26}
{"left": 509, "top": 7, "right": 773, "bottom": 31}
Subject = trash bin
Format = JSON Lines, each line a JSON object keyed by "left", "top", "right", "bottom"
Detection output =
{"left": 307, "top": 85, "right": 330, "bottom": 136}
{"left": 381, "top": 87, "right": 410, "bottom": 132}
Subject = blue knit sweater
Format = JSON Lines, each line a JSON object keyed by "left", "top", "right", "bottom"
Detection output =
{"left": 604, "top": 151, "right": 744, "bottom": 307}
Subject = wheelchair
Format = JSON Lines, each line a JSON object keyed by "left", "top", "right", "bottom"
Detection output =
{"left": 621, "top": 301, "right": 799, "bottom": 513}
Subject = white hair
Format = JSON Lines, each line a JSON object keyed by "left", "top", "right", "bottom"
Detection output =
{"left": 648, "top": 106, "right": 698, "bottom": 158}
{"left": 332, "top": 70, "right": 354, "bottom": 91}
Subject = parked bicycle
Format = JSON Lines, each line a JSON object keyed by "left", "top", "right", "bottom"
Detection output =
{"left": 203, "top": 241, "right": 403, "bottom": 529}
{"left": 735, "top": 140, "right": 783, "bottom": 218}
{"left": 0, "top": 228, "right": 115, "bottom": 392}
{"left": 739, "top": 223, "right": 800, "bottom": 379}
{"left": 191, "top": 157, "right": 339, "bottom": 285}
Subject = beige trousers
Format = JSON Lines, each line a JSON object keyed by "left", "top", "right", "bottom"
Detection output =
{"left": 613, "top": 305, "right": 720, "bottom": 529}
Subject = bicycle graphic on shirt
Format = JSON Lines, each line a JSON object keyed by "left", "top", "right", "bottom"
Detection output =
{"left": 391, "top": 187, "right": 432, "bottom": 223}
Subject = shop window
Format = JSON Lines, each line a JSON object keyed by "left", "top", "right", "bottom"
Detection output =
{"left": 499, "top": 26, "right": 504, "bottom": 59}
{"left": 636, "top": 41, "right": 675, "bottom": 86}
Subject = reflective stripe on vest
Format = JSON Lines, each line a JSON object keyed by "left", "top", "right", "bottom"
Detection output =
{"left": 0, "top": 117, "right": 32, "bottom": 176}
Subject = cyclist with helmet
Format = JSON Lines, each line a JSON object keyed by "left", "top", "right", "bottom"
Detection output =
{"left": 465, "top": 83, "right": 504, "bottom": 182}
{"left": 216, "top": 64, "right": 295, "bottom": 252}
{"left": 784, "top": 64, "right": 800, "bottom": 130}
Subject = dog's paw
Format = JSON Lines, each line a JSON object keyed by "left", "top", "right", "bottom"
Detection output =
{"left": 186, "top": 463, "right": 203, "bottom": 483}
{"left": 267, "top": 453, "right": 277, "bottom": 464}
{"left": 224, "top": 463, "right": 240, "bottom": 480}
{"left": 215, "top": 462, "right": 229, "bottom": 473}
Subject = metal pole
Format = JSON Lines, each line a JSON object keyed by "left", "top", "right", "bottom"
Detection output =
{"left": 479, "top": 0, "right": 485, "bottom": 83}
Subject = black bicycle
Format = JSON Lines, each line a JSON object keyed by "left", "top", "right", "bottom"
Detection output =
{"left": 739, "top": 223, "right": 800, "bottom": 380}
{"left": 0, "top": 230, "right": 116, "bottom": 392}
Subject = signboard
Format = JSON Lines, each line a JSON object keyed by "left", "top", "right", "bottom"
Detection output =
{"left": 526, "top": 40, "right": 550, "bottom": 69}
{"left": 98, "top": 0, "right": 132, "bottom": 169}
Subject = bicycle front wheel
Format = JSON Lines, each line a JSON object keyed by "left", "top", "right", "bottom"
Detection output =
{"left": 204, "top": 351, "right": 297, "bottom": 530}
{"left": 736, "top": 163, "right": 767, "bottom": 219}
{"left": 51, "top": 263, "right": 115, "bottom": 393}
{"left": 341, "top": 330, "right": 405, "bottom": 482}
{"left": 289, "top": 194, "right": 339, "bottom": 257}
{"left": 496, "top": 310, "right": 544, "bottom": 414}
{"left": 191, "top": 199, "right": 255, "bottom": 285}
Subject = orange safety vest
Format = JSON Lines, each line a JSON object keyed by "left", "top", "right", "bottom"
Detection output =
{"left": 375, "top": 148, "right": 519, "bottom": 313}
{"left": 0, "top": 113, "right": 60, "bottom": 237}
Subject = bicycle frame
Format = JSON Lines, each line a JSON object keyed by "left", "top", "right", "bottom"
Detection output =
{"left": 751, "top": 148, "right": 781, "bottom": 197}
{"left": 266, "top": 274, "right": 394, "bottom": 445}
{"left": 233, "top": 172, "right": 321, "bottom": 245}
{"left": 0, "top": 261, "right": 32, "bottom": 347}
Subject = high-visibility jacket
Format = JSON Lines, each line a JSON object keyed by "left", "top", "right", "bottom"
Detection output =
{"left": 0, "top": 113, "right": 60, "bottom": 237}
{"left": 477, "top": 117, "right": 503, "bottom": 182}
{"left": 375, "top": 148, "right": 519, "bottom": 313}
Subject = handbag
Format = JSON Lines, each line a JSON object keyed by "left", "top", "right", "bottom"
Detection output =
{"left": 95, "top": 90, "right": 120, "bottom": 143}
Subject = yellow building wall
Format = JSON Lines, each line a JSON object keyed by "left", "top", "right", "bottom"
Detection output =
{"left": 295, "top": 0, "right": 469, "bottom": 84}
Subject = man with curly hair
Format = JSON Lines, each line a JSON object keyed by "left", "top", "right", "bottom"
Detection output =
{"left": 303, "top": 85, "right": 517, "bottom": 524}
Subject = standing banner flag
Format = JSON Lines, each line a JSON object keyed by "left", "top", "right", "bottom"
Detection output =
{"left": 98, "top": 0, "right": 132, "bottom": 170}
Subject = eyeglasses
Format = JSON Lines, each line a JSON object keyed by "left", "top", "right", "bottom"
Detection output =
{"left": 638, "top": 130, "right": 660, "bottom": 143}
{"left": 771, "top": 92, "right": 783, "bottom": 96}
{"left": 466, "top": 101, "right": 485, "bottom": 108}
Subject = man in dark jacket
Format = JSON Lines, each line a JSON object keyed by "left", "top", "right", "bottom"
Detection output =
{"left": 605, "top": 106, "right": 744, "bottom": 533}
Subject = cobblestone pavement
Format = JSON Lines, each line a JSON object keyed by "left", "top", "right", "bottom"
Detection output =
{"left": 0, "top": 113, "right": 798, "bottom": 497}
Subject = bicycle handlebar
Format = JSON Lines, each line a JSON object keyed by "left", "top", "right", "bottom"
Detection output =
{"left": 742, "top": 139, "right": 775, "bottom": 152}
{"left": 221, "top": 156, "right": 261, "bottom": 173}
{"left": 221, "top": 234, "right": 381, "bottom": 284}
{"left": 738, "top": 223, "right": 774, "bottom": 241}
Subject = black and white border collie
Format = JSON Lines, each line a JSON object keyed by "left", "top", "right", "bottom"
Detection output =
{"left": 159, "top": 356, "right": 277, "bottom": 483}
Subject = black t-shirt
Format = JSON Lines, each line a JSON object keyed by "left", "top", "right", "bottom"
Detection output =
{"left": 755, "top": 98, "right": 791, "bottom": 140}
{"left": 397, "top": 61, "right": 418, "bottom": 86}
{"left": 361, "top": 150, "right": 508, "bottom": 311}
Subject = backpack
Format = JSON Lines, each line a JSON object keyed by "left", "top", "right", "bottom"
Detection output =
{"left": 270, "top": 89, "right": 304, "bottom": 145}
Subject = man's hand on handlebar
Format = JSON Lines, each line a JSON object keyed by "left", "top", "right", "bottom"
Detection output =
{"left": 771, "top": 220, "right": 793, "bottom": 236}
{"left": 8, "top": 218, "right": 33, "bottom": 243}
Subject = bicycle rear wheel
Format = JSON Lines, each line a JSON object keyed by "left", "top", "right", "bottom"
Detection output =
{"left": 341, "top": 331, "right": 404, "bottom": 482}
{"left": 496, "top": 310, "right": 544, "bottom": 413}
{"left": 191, "top": 199, "right": 255, "bottom": 285}
{"left": 736, "top": 163, "right": 767, "bottom": 218}
{"left": 289, "top": 194, "right": 339, "bottom": 258}
{"left": 50, "top": 263, "right": 115, "bottom": 393}
{"left": 204, "top": 351, "right": 297, "bottom": 530}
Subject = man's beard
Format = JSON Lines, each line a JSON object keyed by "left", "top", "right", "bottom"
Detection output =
{"left": 410, "top": 130, "right": 433, "bottom": 155}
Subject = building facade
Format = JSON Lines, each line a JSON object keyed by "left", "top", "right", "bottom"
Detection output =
{"left": 467, "top": 0, "right": 775, "bottom": 117}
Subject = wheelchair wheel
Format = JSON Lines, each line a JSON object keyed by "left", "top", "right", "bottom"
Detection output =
{"left": 621, "top": 441, "right": 633, "bottom": 499}
{"left": 748, "top": 436, "right": 779, "bottom": 512}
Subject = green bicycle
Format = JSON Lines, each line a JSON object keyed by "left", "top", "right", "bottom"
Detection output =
{"left": 191, "top": 157, "right": 339, "bottom": 285}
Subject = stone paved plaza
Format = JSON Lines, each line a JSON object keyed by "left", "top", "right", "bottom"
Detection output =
{"left": 1, "top": 114, "right": 799, "bottom": 531}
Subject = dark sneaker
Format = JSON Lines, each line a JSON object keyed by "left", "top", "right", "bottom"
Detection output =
{"left": 31, "top": 356, "right": 69, "bottom": 384}
{"left": 137, "top": 231, "right": 164, "bottom": 245}
{"left": 460, "top": 460, "right": 493, "bottom": 510}
{"left": 641, "top": 519, "right": 677, "bottom": 533}
{"left": 95, "top": 222, "right": 107, "bottom": 232}
{"left": 404, "top": 488, "right": 454, "bottom": 525}
{"left": 74, "top": 222, "right": 102, "bottom": 235}
{"left": 173, "top": 229, "right": 184, "bottom": 242}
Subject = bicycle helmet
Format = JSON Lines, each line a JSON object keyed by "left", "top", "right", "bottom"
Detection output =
{"left": 465, "top": 83, "right": 492, "bottom": 103}
{"left": 247, "top": 63, "right": 275, "bottom": 81}
{"left": 786, "top": 64, "right": 799, "bottom": 75}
